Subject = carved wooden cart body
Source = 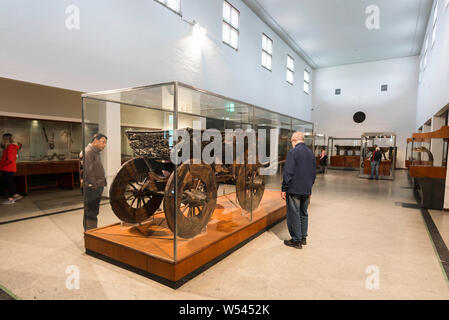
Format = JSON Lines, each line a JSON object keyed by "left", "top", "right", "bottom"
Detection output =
{"left": 109, "top": 129, "right": 265, "bottom": 238}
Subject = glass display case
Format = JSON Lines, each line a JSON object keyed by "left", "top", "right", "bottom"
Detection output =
{"left": 409, "top": 126, "right": 449, "bottom": 209}
{"left": 82, "top": 81, "right": 314, "bottom": 274}
{"left": 327, "top": 137, "right": 361, "bottom": 169}
{"left": 359, "top": 132, "right": 397, "bottom": 180}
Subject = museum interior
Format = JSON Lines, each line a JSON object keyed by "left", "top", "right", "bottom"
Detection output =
{"left": 0, "top": 0, "right": 449, "bottom": 300}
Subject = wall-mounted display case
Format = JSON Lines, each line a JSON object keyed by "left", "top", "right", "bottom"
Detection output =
{"left": 82, "top": 81, "right": 313, "bottom": 287}
{"left": 359, "top": 132, "right": 397, "bottom": 180}
{"left": 327, "top": 137, "right": 361, "bottom": 169}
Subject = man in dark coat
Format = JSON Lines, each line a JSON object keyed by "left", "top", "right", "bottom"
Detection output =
{"left": 281, "top": 132, "right": 316, "bottom": 249}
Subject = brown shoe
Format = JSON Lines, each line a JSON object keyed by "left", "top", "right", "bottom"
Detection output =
{"left": 284, "top": 239, "right": 302, "bottom": 249}
{"left": 301, "top": 238, "right": 307, "bottom": 245}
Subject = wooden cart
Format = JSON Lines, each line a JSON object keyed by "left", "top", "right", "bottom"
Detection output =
{"left": 109, "top": 129, "right": 266, "bottom": 238}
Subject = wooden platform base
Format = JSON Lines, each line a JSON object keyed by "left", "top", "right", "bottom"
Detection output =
{"left": 84, "top": 190, "right": 286, "bottom": 288}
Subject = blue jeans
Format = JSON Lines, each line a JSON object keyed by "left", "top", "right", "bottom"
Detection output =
{"left": 370, "top": 161, "right": 379, "bottom": 179}
{"left": 286, "top": 193, "right": 309, "bottom": 242}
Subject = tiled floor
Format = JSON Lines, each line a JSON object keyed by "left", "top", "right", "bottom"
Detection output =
{"left": 0, "top": 170, "right": 448, "bottom": 299}
{"left": 0, "top": 188, "right": 108, "bottom": 224}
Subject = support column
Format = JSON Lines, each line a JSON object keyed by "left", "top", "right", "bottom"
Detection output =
{"left": 98, "top": 102, "right": 121, "bottom": 197}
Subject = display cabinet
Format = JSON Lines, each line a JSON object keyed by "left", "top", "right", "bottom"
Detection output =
{"left": 327, "top": 137, "right": 361, "bottom": 169}
{"left": 82, "top": 81, "right": 313, "bottom": 287}
{"left": 409, "top": 126, "right": 449, "bottom": 209}
{"left": 359, "top": 132, "right": 397, "bottom": 180}
{"left": 305, "top": 133, "right": 326, "bottom": 167}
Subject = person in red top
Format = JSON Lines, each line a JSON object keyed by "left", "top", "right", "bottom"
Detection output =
{"left": 0, "top": 133, "right": 23, "bottom": 205}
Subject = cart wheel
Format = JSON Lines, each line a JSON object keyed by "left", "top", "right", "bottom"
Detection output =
{"left": 109, "top": 158, "right": 163, "bottom": 224}
{"left": 164, "top": 163, "right": 217, "bottom": 238}
{"left": 236, "top": 164, "right": 265, "bottom": 212}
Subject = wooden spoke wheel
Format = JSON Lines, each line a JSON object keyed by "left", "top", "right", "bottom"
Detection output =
{"left": 109, "top": 158, "right": 163, "bottom": 224}
{"left": 164, "top": 163, "right": 217, "bottom": 239}
{"left": 236, "top": 164, "right": 265, "bottom": 212}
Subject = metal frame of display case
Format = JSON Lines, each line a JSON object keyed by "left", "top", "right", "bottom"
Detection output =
{"left": 327, "top": 137, "right": 361, "bottom": 170}
{"left": 405, "top": 138, "right": 413, "bottom": 168}
{"left": 81, "top": 81, "right": 314, "bottom": 268}
{"left": 359, "top": 132, "right": 397, "bottom": 180}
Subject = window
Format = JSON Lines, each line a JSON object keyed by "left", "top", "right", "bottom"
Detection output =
{"left": 422, "top": 35, "right": 429, "bottom": 70}
{"left": 155, "top": 0, "right": 181, "bottom": 13}
{"left": 286, "top": 55, "right": 294, "bottom": 85}
{"left": 381, "top": 84, "right": 388, "bottom": 92}
{"left": 335, "top": 89, "right": 341, "bottom": 95}
{"left": 446, "top": 0, "right": 449, "bottom": 9}
{"left": 304, "top": 69, "right": 310, "bottom": 94}
{"left": 432, "top": 2, "right": 438, "bottom": 48}
{"left": 222, "top": 1, "right": 239, "bottom": 50}
{"left": 261, "top": 33, "right": 273, "bottom": 71}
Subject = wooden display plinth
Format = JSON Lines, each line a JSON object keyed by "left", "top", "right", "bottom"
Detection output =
{"left": 329, "top": 155, "right": 359, "bottom": 170}
{"left": 84, "top": 190, "right": 286, "bottom": 288}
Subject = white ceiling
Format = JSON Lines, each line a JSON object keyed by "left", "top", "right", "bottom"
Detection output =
{"left": 244, "top": 0, "right": 434, "bottom": 68}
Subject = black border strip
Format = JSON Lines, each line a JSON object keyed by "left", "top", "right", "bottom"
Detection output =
{"left": 86, "top": 216, "right": 286, "bottom": 289}
{"left": 413, "top": 184, "right": 449, "bottom": 279}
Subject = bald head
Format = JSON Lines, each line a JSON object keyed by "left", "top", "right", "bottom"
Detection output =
{"left": 291, "top": 131, "right": 305, "bottom": 147}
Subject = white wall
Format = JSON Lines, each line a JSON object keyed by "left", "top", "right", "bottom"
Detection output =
{"left": 312, "top": 56, "right": 419, "bottom": 168}
{"left": 416, "top": 0, "right": 449, "bottom": 128}
{"left": 0, "top": 0, "right": 312, "bottom": 122}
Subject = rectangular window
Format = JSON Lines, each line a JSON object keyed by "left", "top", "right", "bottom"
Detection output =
{"left": 304, "top": 69, "right": 310, "bottom": 94}
{"left": 422, "top": 35, "right": 429, "bottom": 70}
{"left": 156, "top": 0, "right": 181, "bottom": 13}
{"left": 432, "top": 2, "right": 438, "bottom": 48}
{"left": 261, "top": 33, "right": 273, "bottom": 71}
{"left": 286, "top": 55, "right": 294, "bottom": 84}
{"left": 222, "top": 1, "right": 239, "bottom": 50}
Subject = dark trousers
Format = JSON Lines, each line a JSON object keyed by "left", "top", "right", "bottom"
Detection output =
{"left": 286, "top": 193, "right": 309, "bottom": 242}
{"left": 0, "top": 171, "right": 15, "bottom": 198}
{"left": 83, "top": 187, "right": 103, "bottom": 231}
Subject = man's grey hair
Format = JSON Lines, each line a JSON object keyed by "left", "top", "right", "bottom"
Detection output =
{"left": 92, "top": 133, "right": 108, "bottom": 142}
{"left": 291, "top": 131, "right": 305, "bottom": 142}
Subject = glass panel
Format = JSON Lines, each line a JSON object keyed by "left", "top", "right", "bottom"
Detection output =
{"left": 262, "top": 34, "right": 267, "bottom": 51}
{"left": 166, "top": 0, "right": 179, "bottom": 11}
{"left": 267, "top": 38, "right": 273, "bottom": 54}
{"left": 230, "top": 28, "right": 238, "bottom": 49}
{"left": 86, "top": 83, "right": 174, "bottom": 112}
{"left": 287, "top": 56, "right": 294, "bottom": 71}
{"left": 304, "top": 82, "right": 309, "bottom": 94}
{"left": 223, "top": 1, "right": 231, "bottom": 22}
{"left": 222, "top": 22, "right": 230, "bottom": 44}
{"left": 304, "top": 70, "right": 310, "bottom": 82}
{"left": 287, "top": 70, "right": 293, "bottom": 84}
{"left": 267, "top": 55, "right": 272, "bottom": 70}
{"left": 261, "top": 51, "right": 267, "bottom": 68}
{"left": 231, "top": 8, "right": 239, "bottom": 29}
{"left": 82, "top": 97, "right": 175, "bottom": 261}
{"left": 432, "top": 25, "right": 437, "bottom": 46}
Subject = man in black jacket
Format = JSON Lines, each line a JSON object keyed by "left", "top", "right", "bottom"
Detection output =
{"left": 369, "top": 146, "right": 382, "bottom": 180}
{"left": 281, "top": 132, "right": 316, "bottom": 249}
